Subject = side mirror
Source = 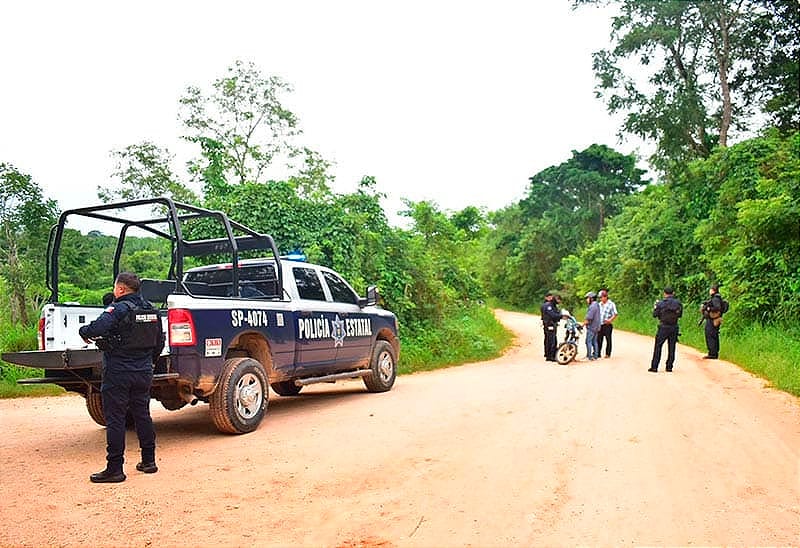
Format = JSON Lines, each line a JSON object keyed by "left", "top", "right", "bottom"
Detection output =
{"left": 359, "top": 285, "right": 379, "bottom": 307}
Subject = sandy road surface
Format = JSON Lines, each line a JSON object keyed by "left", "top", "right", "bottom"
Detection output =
{"left": 1, "top": 310, "right": 798, "bottom": 547}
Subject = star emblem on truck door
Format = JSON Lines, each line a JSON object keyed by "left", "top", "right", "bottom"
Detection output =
{"left": 331, "top": 315, "right": 346, "bottom": 347}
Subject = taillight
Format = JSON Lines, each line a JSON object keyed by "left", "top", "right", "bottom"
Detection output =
{"left": 168, "top": 308, "right": 196, "bottom": 346}
{"left": 38, "top": 317, "right": 45, "bottom": 350}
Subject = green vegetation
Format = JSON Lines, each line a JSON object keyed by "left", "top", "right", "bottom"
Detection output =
{"left": 2, "top": 3, "right": 798, "bottom": 399}
{"left": 0, "top": 318, "right": 63, "bottom": 397}
{"left": 399, "top": 305, "right": 513, "bottom": 374}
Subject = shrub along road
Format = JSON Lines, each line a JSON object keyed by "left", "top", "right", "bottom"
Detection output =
{"left": 1, "top": 310, "right": 798, "bottom": 547}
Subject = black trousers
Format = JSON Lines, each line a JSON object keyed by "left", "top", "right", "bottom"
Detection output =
{"left": 650, "top": 324, "right": 678, "bottom": 370}
{"left": 543, "top": 324, "right": 557, "bottom": 360}
{"left": 704, "top": 319, "right": 720, "bottom": 357}
{"left": 101, "top": 370, "right": 155, "bottom": 472}
{"left": 598, "top": 324, "right": 613, "bottom": 357}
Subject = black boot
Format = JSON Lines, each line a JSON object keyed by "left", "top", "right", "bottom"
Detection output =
{"left": 136, "top": 461, "right": 158, "bottom": 474}
{"left": 90, "top": 469, "right": 126, "bottom": 483}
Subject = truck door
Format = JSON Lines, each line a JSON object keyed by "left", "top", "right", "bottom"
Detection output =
{"left": 320, "top": 270, "right": 373, "bottom": 370}
{"left": 292, "top": 266, "right": 338, "bottom": 375}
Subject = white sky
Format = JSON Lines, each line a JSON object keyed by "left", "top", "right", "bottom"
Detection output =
{"left": 1, "top": 1, "right": 641, "bottom": 224}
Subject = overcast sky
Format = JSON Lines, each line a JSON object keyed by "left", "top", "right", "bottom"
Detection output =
{"left": 1, "top": 1, "right": 641, "bottom": 224}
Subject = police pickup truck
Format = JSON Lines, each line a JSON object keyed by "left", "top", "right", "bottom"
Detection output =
{"left": 2, "top": 198, "right": 399, "bottom": 434}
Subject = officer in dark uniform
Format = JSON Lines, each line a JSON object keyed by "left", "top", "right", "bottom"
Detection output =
{"left": 701, "top": 284, "right": 724, "bottom": 359}
{"left": 79, "top": 272, "right": 165, "bottom": 483}
{"left": 541, "top": 292, "right": 563, "bottom": 362}
{"left": 648, "top": 286, "right": 683, "bottom": 373}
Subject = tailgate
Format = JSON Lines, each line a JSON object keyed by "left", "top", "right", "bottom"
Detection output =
{"left": 1, "top": 348, "right": 102, "bottom": 369}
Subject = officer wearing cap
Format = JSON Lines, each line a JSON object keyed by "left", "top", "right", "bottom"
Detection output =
{"left": 79, "top": 272, "right": 165, "bottom": 483}
{"left": 540, "top": 292, "right": 563, "bottom": 362}
{"left": 649, "top": 286, "right": 683, "bottom": 372}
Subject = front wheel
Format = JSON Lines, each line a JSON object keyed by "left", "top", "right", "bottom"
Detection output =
{"left": 363, "top": 340, "right": 397, "bottom": 393}
{"left": 556, "top": 342, "right": 578, "bottom": 365}
{"left": 210, "top": 357, "right": 269, "bottom": 434}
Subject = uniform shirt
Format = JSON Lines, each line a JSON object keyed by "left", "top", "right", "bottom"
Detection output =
{"left": 599, "top": 299, "right": 618, "bottom": 323}
{"left": 653, "top": 296, "right": 683, "bottom": 326}
{"left": 79, "top": 293, "right": 163, "bottom": 373}
{"left": 540, "top": 299, "right": 562, "bottom": 326}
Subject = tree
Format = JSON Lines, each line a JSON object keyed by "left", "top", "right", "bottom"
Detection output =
{"left": 179, "top": 60, "right": 300, "bottom": 187}
{"left": 735, "top": 0, "right": 800, "bottom": 133}
{"left": 0, "top": 164, "right": 59, "bottom": 324}
{"left": 578, "top": 0, "right": 798, "bottom": 169}
{"left": 99, "top": 141, "right": 198, "bottom": 204}
{"left": 485, "top": 144, "right": 644, "bottom": 305}
{"left": 693, "top": 129, "right": 800, "bottom": 322}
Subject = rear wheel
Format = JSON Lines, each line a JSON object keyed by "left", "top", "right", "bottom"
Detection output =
{"left": 271, "top": 381, "right": 303, "bottom": 396}
{"left": 556, "top": 342, "right": 578, "bottom": 365}
{"left": 363, "top": 340, "right": 397, "bottom": 393}
{"left": 86, "top": 391, "right": 106, "bottom": 426}
{"left": 85, "top": 391, "right": 135, "bottom": 428}
{"left": 210, "top": 357, "right": 268, "bottom": 434}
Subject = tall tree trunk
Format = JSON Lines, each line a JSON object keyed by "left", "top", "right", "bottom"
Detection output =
{"left": 714, "top": 8, "right": 734, "bottom": 148}
{"left": 5, "top": 237, "right": 29, "bottom": 325}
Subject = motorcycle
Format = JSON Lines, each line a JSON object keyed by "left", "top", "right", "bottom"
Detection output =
{"left": 556, "top": 311, "right": 583, "bottom": 365}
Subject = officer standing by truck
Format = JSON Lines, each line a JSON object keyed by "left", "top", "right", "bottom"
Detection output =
{"left": 648, "top": 286, "right": 683, "bottom": 373}
{"left": 79, "top": 272, "right": 164, "bottom": 483}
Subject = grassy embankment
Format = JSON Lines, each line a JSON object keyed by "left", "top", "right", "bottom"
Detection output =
{"left": 1, "top": 304, "right": 515, "bottom": 398}
{"left": 0, "top": 323, "right": 63, "bottom": 397}
{"left": 399, "top": 304, "right": 514, "bottom": 374}
{"left": 603, "top": 301, "right": 799, "bottom": 397}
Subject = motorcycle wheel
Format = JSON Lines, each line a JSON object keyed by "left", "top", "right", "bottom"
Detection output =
{"left": 556, "top": 342, "right": 578, "bottom": 365}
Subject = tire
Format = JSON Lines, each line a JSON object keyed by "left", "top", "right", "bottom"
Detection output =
{"left": 556, "top": 342, "right": 578, "bottom": 365}
{"left": 86, "top": 391, "right": 106, "bottom": 426}
{"left": 209, "top": 357, "right": 269, "bottom": 434}
{"left": 271, "top": 381, "right": 303, "bottom": 397}
{"left": 363, "top": 340, "right": 397, "bottom": 393}
{"left": 85, "top": 391, "right": 136, "bottom": 428}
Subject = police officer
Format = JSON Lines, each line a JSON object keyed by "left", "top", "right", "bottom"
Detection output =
{"left": 79, "top": 272, "right": 165, "bottom": 483}
{"left": 701, "top": 284, "right": 724, "bottom": 359}
{"left": 648, "top": 286, "right": 683, "bottom": 373}
{"left": 541, "top": 292, "right": 563, "bottom": 362}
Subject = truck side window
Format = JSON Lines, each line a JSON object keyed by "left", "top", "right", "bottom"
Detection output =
{"left": 293, "top": 267, "right": 326, "bottom": 301}
{"left": 322, "top": 271, "right": 358, "bottom": 305}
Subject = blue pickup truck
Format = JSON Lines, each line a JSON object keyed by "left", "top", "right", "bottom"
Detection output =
{"left": 2, "top": 198, "right": 400, "bottom": 434}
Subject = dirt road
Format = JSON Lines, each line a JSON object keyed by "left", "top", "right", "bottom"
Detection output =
{"left": 1, "top": 310, "right": 798, "bottom": 547}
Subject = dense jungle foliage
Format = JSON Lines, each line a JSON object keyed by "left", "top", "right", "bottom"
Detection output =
{"left": 2, "top": 0, "right": 798, "bottom": 395}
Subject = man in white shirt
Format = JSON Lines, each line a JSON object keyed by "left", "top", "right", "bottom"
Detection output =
{"left": 598, "top": 289, "right": 618, "bottom": 358}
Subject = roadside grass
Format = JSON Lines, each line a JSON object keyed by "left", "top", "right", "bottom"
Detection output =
{"left": 0, "top": 371, "right": 65, "bottom": 398}
{"left": 0, "top": 321, "right": 66, "bottom": 398}
{"left": 615, "top": 301, "right": 800, "bottom": 397}
{"left": 399, "top": 304, "right": 514, "bottom": 374}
